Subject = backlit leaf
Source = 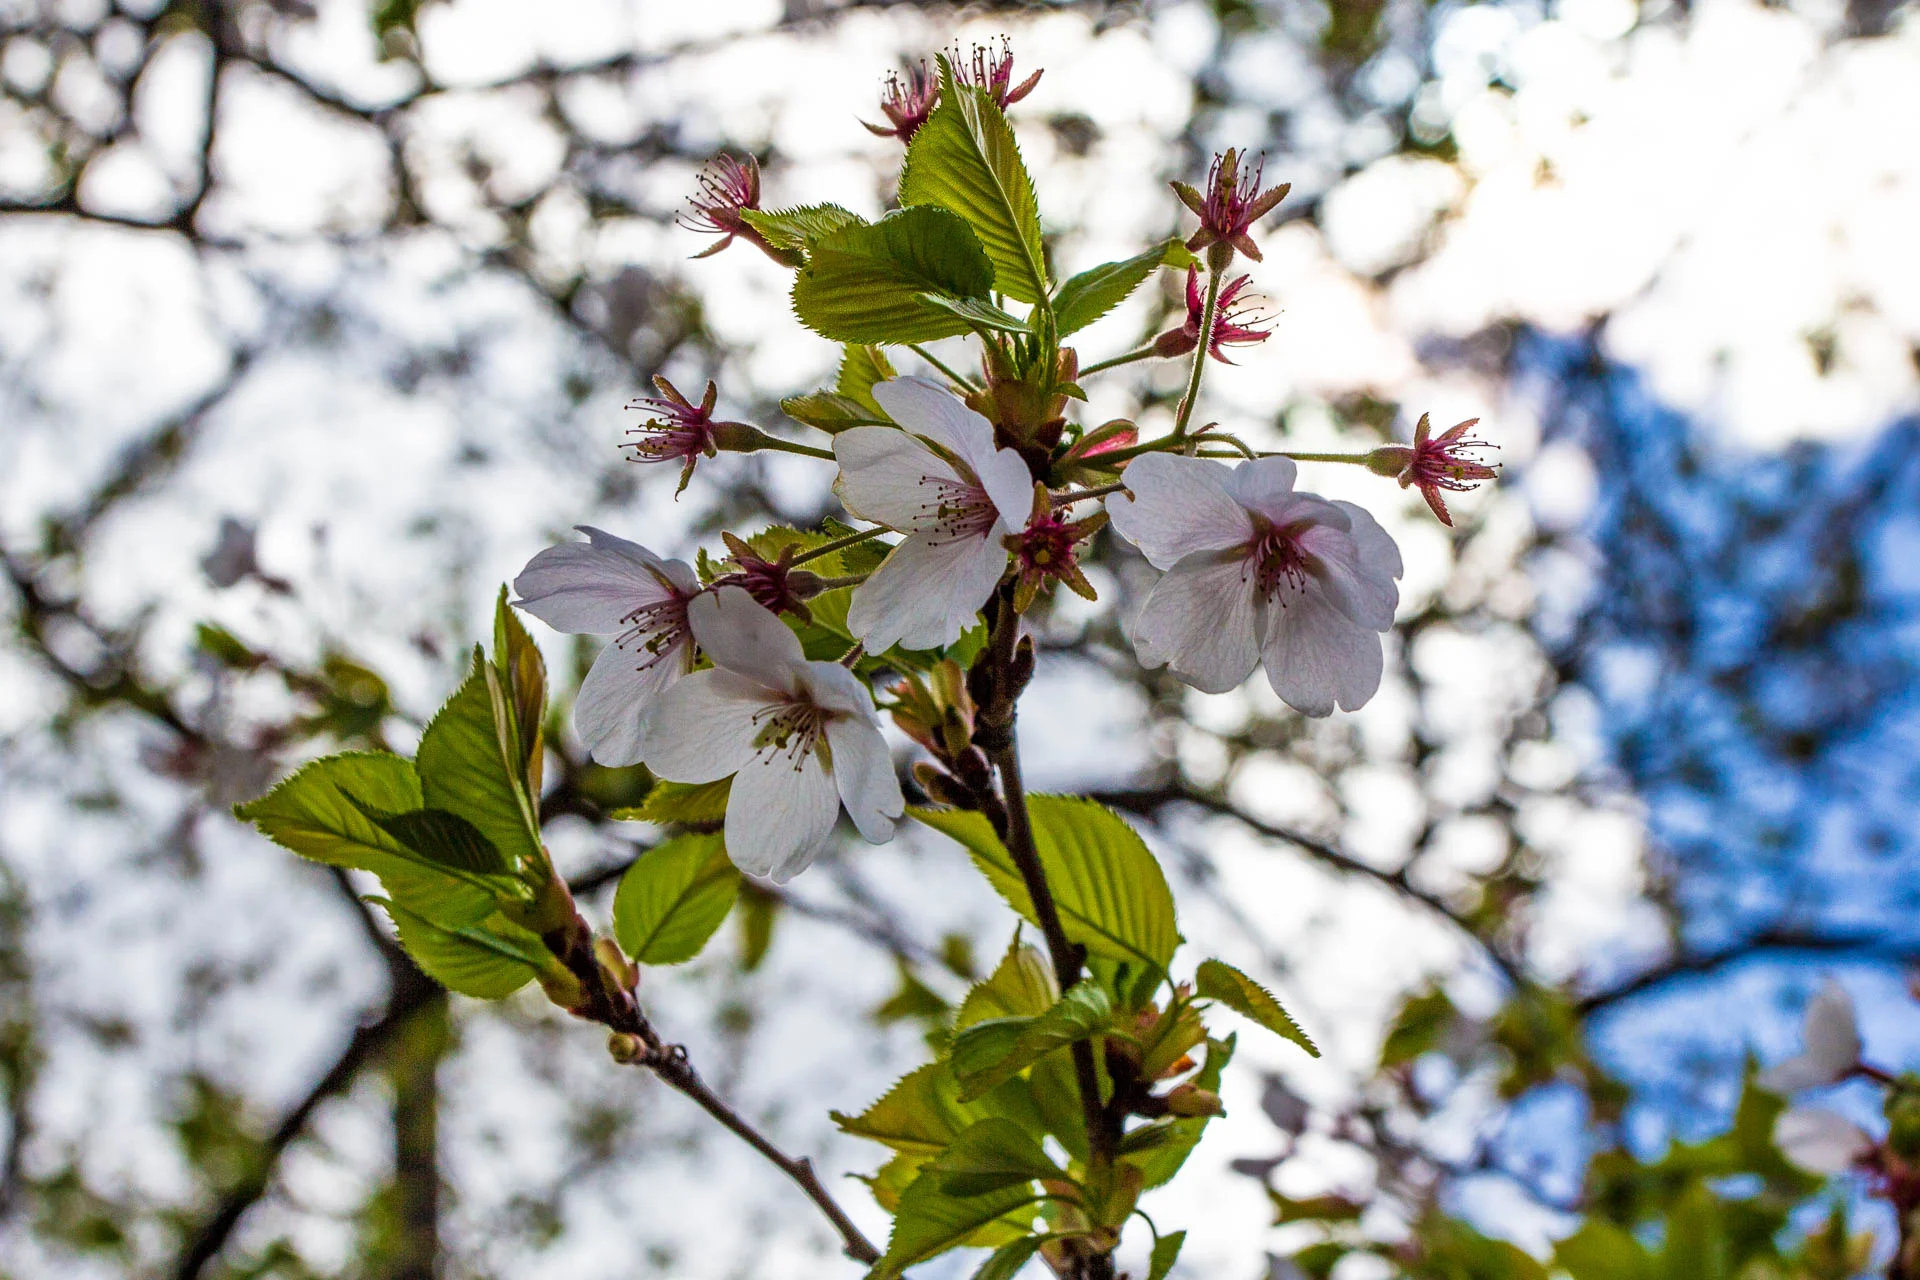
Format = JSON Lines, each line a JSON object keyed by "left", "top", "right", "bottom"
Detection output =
{"left": 611, "top": 832, "right": 740, "bottom": 965}
{"left": 1195, "top": 958, "right": 1318, "bottom": 1057}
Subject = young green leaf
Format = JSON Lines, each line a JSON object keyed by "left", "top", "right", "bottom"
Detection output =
{"left": 957, "top": 938, "right": 1056, "bottom": 1030}
{"left": 739, "top": 203, "right": 865, "bottom": 255}
{"left": 611, "top": 832, "right": 740, "bottom": 965}
{"left": 779, "top": 391, "right": 890, "bottom": 433}
{"left": 491, "top": 587, "right": 545, "bottom": 791}
{"left": 899, "top": 55, "right": 1048, "bottom": 305}
{"left": 1194, "top": 958, "right": 1319, "bottom": 1057}
{"left": 1052, "top": 239, "right": 1181, "bottom": 335}
{"left": 872, "top": 1161, "right": 1042, "bottom": 1278}
{"left": 1555, "top": 1220, "right": 1653, "bottom": 1280}
{"left": 414, "top": 650, "right": 543, "bottom": 877}
{"left": 235, "top": 752, "right": 495, "bottom": 925}
{"left": 913, "top": 796, "right": 1179, "bottom": 977}
{"left": 373, "top": 898, "right": 550, "bottom": 999}
{"left": 916, "top": 292, "right": 1030, "bottom": 333}
{"left": 344, "top": 799, "right": 516, "bottom": 883}
{"left": 926, "top": 1118, "right": 1064, "bottom": 1198}
{"left": 1124, "top": 1034, "right": 1235, "bottom": 1189}
{"left": 951, "top": 981, "right": 1113, "bottom": 1100}
{"left": 836, "top": 344, "right": 898, "bottom": 415}
{"left": 1147, "top": 1229, "right": 1187, "bottom": 1280}
{"left": 972, "top": 1236, "right": 1043, "bottom": 1280}
{"left": 792, "top": 206, "right": 995, "bottom": 344}
{"left": 610, "top": 777, "right": 732, "bottom": 828}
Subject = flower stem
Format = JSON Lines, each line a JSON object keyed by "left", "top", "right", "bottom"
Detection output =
{"left": 787, "top": 525, "right": 885, "bottom": 567}
{"left": 1052, "top": 482, "right": 1128, "bottom": 506}
{"left": 1269, "top": 449, "right": 1376, "bottom": 464}
{"left": 1171, "top": 268, "right": 1222, "bottom": 441}
{"left": 908, "top": 343, "right": 980, "bottom": 392}
{"left": 807, "top": 572, "right": 869, "bottom": 591}
{"left": 1078, "top": 345, "right": 1157, "bottom": 377}
{"left": 758, "top": 437, "right": 837, "bottom": 462}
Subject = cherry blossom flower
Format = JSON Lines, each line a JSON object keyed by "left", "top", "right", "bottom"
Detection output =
{"left": 864, "top": 61, "right": 939, "bottom": 142}
{"left": 832, "top": 377, "right": 1033, "bottom": 652}
{"left": 625, "top": 376, "right": 722, "bottom": 495}
{"left": 1153, "top": 269, "right": 1273, "bottom": 362}
{"left": 954, "top": 37, "right": 1042, "bottom": 109}
{"left": 1007, "top": 498, "right": 1103, "bottom": 613}
{"left": 1367, "top": 413, "right": 1500, "bottom": 527}
{"left": 1775, "top": 1107, "right": 1876, "bottom": 1174}
{"left": 512, "top": 527, "right": 700, "bottom": 767}
{"left": 679, "top": 154, "right": 763, "bottom": 258}
{"left": 1171, "top": 148, "right": 1290, "bottom": 265}
{"left": 1106, "top": 454, "right": 1402, "bottom": 716}
{"left": 1760, "top": 980, "right": 1862, "bottom": 1093}
{"left": 637, "top": 587, "right": 904, "bottom": 881}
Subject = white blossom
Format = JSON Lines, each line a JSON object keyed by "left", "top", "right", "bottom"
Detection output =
{"left": 512, "top": 526, "right": 699, "bottom": 767}
{"left": 1759, "top": 980, "right": 1862, "bottom": 1093}
{"left": 637, "top": 587, "right": 904, "bottom": 881}
{"left": 832, "top": 377, "right": 1033, "bottom": 652}
{"left": 1105, "top": 454, "right": 1403, "bottom": 715}
{"left": 1774, "top": 1106, "right": 1875, "bottom": 1174}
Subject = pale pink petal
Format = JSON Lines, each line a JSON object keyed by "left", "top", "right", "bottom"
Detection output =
{"left": 635, "top": 669, "right": 766, "bottom": 782}
{"left": 1260, "top": 587, "right": 1385, "bottom": 716}
{"left": 572, "top": 631, "right": 693, "bottom": 766}
{"left": 725, "top": 746, "right": 842, "bottom": 881}
{"left": 872, "top": 376, "right": 996, "bottom": 461}
{"left": 1775, "top": 1108, "right": 1874, "bottom": 1174}
{"left": 833, "top": 427, "right": 963, "bottom": 532}
{"left": 513, "top": 526, "right": 692, "bottom": 633}
{"left": 1299, "top": 524, "right": 1400, "bottom": 632}
{"left": 1223, "top": 456, "right": 1301, "bottom": 520}
{"left": 846, "top": 529, "right": 1006, "bottom": 653}
{"left": 825, "top": 716, "right": 904, "bottom": 844}
{"left": 1762, "top": 981, "right": 1862, "bottom": 1092}
{"left": 1106, "top": 454, "right": 1254, "bottom": 570}
{"left": 975, "top": 445, "right": 1040, "bottom": 533}
{"left": 688, "top": 587, "right": 805, "bottom": 690}
{"left": 799, "top": 661, "right": 882, "bottom": 722}
{"left": 1332, "top": 500, "right": 1404, "bottom": 582}
{"left": 1129, "top": 548, "right": 1263, "bottom": 694}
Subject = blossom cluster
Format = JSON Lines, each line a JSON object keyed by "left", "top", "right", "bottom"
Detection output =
{"left": 513, "top": 42, "right": 1498, "bottom": 883}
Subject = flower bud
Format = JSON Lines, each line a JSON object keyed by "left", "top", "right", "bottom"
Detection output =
{"left": 608, "top": 1032, "right": 647, "bottom": 1064}
{"left": 594, "top": 936, "right": 638, "bottom": 992}
{"left": 1162, "top": 1084, "right": 1225, "bottom": 1117}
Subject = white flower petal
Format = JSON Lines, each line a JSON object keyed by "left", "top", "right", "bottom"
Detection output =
{"left": 512, "top": 526, "right": 691, "bottom": 633}
{"left": 846, "top": 529, "right": 1006, "bottom": 652}
{"left": 1775, "top": 1107, "right": 1873, "bottom": 1174}
{"left": 872, "top": 376, "right": 996, "bottom": 461}
{"left": 572, "top": 630, "right": 692, "bottom": 766}
{"left": 635, "top": 669, "right": 766, "bottom": 782}
{"left": 1260, "top": 587, "right": 1385, "bottom": 716}
{"left": 1300, "top": 523, "right": 1400, "bottom": 632}
{"left": 724, "top": 746, "right": 842, "bottom": 882}
{"left": 1129, "top": 549, "right": 1263, "bottom": 694}
{"left": 1106, "top": 454, "right": 1253, "bottom": 570}
{"left": 1334, "top": 500, "right": 1405, "bottom": 581}
{"left": 688, "top": 587, "right": 805, "bottom": 689}
{"left": 1224, "top": 456, "right": 1301, "bottom": 519}
{"left": 833, "top": 427, "right": 960, "bottom": 532}
{"left": 976, "top": 446, "right": 1039, "bottom": 533}
{"left": 825, "top": 716, "right": 904, "bottom": 844}
{"left": 1763, "top": 981, "right": 1862, "bottom": 1091}
{"left": 799, "top": 660, "right": 881, "bottom": 723}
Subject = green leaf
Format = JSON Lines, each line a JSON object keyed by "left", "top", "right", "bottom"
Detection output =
{"left": 927, "top": 1118, "right": 1063, "bottom": 1198}
{"left": 1555, "top": 1221, "right": 1653, "bottom": 1280}
{"left": 344, "top": 800, "right": 515, "bottom": 882}
{"left": 235, "top": 753, "right": 494, "bottom": 925}
{"left": 792, "top": 207, "right": 995, "bottom": 344}
{"left": 957, "top": 939, "right": 1056, "bottom": 1030}
{"left": 1052, "top": 240, "right": 1180, "bottom": 336}
{"left": 913, "top": 797, "right": 1179, "bottom": 976}
{"left": 737, "top": 881, "right": 779, "bottom": 970}
{"left": 492, "top": 587, "right": 545, "bottom": 789}
{"left": 951, "top": 982, "right": 1112, "bottom": 1101}
{"left": 837, "top": 345, "right": 898, "bottom": 415}
{"left": 780, "top": 392, "right": 889, "bottom": 433}
{"left": 1380, "top": 986, "right": 1456, "bottom": 1067}
{"left": 415, "top": 649, "right": 543, "bottom": 877}
{"left": 972, "top": 1237, "right": 1043, "bottom": 1280}
{"left": 873, "top": 1161, "right": 1042, "bottom": 1278}
{"left": 1194, "top": 959, "right": 1318, "bottom": 1057}
{"left": 611, "top": 777, "right": 731, "bottom": 827}
{"left": 739, "top": 203, "right": 865, "bottom": 255}
{"left": 917, "top": 292, "right": 1030, "bottom": 333}
{"left": 1124, "top": 1035, "right": 1234, "bottom": 1189}
{"left": 834, "top": 1063, "right": 1043, "bottom": 1159}
{"left": 899, "top": 55, "right": 1047, "bottom": 305}
{"left": 1147, "top": 1229, "right": 1186, "bottom": 1280}
{"left": 611, "top": 833, "right": 740, "bottom": 965}
{"left": 373, "top": 898, "right": 548, "bottom": 999}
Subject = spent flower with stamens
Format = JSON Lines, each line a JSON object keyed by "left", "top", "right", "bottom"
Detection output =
{"left": 637, "top": 587, "right": 904, "bottom": 881}
{"left": 1172, "top": 148, "right": 1291, "bottom": 266}
{"left": 1006, "top": 484, "right": 1104, "bottom": 613}
{"left": 711, "top": 532, "right": 826, "bottom": 624}
{"left": 511, "top": 527, "right": 700, "bottom": 767}
{"left": 954, "top": 36, "right": 1042, "bottom": 109}
{"left": 624, "top": 376, "right": 720, "bottom": 495}
{"left": 679, "top": 154, "right": 790, "bottom": 262}
{"left": 1366, "top": 413, "right": 1500, "bottom": 527}
{"left": 864, "top": 60, "right": 940, "bottom": 142}
{"left": 1154, "top": 269, "right": 1273, "bottom": 362}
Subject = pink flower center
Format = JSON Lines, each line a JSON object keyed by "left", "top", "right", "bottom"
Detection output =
{"left": 916, "top": 474, "right": 999, "bottom": 546}
{"left": 1248, "top": 522, "right": 1312, "bottom": 603}
{"left": 625, "top": 417, "right": 711, "bottom": 463}
{"left": 750, "top": 699, "right": 833, "bottom": 772}
{"left": 1016, "top": 511, "right": 1077, "bottom": 575}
